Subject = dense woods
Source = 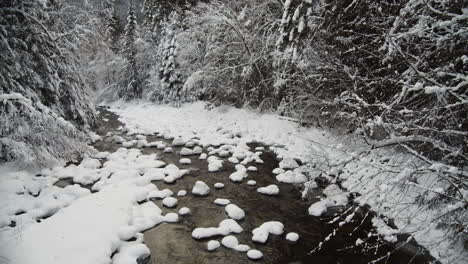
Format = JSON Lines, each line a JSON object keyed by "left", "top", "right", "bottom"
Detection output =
{"left": 0, "top": 0, "right": 466, "bottom": 262}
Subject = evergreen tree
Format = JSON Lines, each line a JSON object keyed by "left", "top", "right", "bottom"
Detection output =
{"left": 0, "top": 0, "right": 96, "bottom": 166}
{"left": 119, "top": 2, "right": 141, "bottom": 99}
{"left": 106, "top": 1, "right": 122, "bottom": 53}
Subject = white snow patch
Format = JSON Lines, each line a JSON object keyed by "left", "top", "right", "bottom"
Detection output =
{"left": 214, "top": 183, "right": 225, "bottom": 189}
{"left": 178, "top": 207, "right": 191, "bottom": 216}
{"left": 252, "top": 221, "right": 284, "bottom": 243}
{"left": 192, "top": 219, "right": 243, "bottom": 239}
{"left": 257, "top": 185, "right": 279, "bottom": 195}
{"left": 207, "top": 240, "right": 220, "bottom": 251}
{"left": 286, "top": 232, "right": 299, "bottom": 242}
{"left": 214, "top": 198, "right": 231, "bottom": 206}
{"left": 225, "top": 204, "right": 245, "bottom": 220}
{"left": 247, "top": 249, "right": 263, "bottom": 260}
{"left": 162, "top": 197, "right": 178, "bottom": 208}
{"left": 191, "top": 181, "right": 210, "bottom": 196}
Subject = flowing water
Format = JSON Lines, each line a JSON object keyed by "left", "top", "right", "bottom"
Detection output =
{"left": 89, "top": 107, "right": 435, "bottom": 264}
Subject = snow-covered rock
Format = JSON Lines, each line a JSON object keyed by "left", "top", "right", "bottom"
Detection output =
{"left": 286, "top": 232, "right": 299, "bottom": 242}
{"left": 279, "top": 157, "right": 299, "bottom": 170}
{"left": 162, "top": 197, "right": 178, "bottom": 208}
{"left": 199, "top": 153, "right": 207, "bottom": 160}
{"left": 276, "top": 170, "right": 308, "bottom": 184}
{"left": 221, "top": 236, "right": 250, "bottom": 252}
{"left": 179, "top": 158, "right": 191, "bottom": 165}
{"left": 207, "top": 240, "right": 220, "bottom": 251}
{"left": 207, "top": 156, "right": 223, "bottom": 172}
{"left": 257, "top": 185, "right": 279, "bottom": 195}
{"left": 172, "top": 137, "right": 185, "bottom": 146}
{"left": 214, "top": 198, "right": 230, "bottom": 206}
{"left": 192, "top": 219, "right": 243, "bottom": 239}
{"left": 229, "top": 165, "right": 248, "bottom": 182}
{"left": 247, "top": 180, "right": 256, "bottom": 186}
{"left": 225, "top": 204, "right": 245, "bottom": 220}
{"left": 272, "top": 168, "right": 285, "bottom": 175}
{"left": 177, "top": 190, "right": 187, "bottom": 197}
{"left": 247, "top": 166, "right": 257, "bottom": 172}
{"left": 247, "top": 249, "right": 263, "bottom": 260}
{"left": 192, "top": 181, "right": 210, "bottom": 196}
{"left": 193, "top": 146, "right": 203, "bottom": 154}
{"left": 178, "top": 207, "right": 191, "bottom": 216}
{"left": 308, "top": 201, "right": 327, "bottom": 217}
{"left": 214, "top": 183, "right": 224, "bottom": 189}
{"left": 252, "top": 221, "right": 284, "bottom": 243}
{"left": 180, "top": 148, "right": 193, "bottom": 156}
{"left": 163, "top": 147, "right": 173, "bottom": 153}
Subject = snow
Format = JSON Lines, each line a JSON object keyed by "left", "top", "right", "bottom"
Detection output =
{"left": 257, "top": 184, "right": 280, "bottom": 195}
{"left": 214, "top": 182, "right": 225, "bottom": 189}
{"left": 163, "top": 147, "right": 173, "bottom": 153}
{"left": 279, "top": 157, "right": 299, "bottom": 170}
{"left": 193, "top": 146, "right": 203, "bottom": 154}
{"left": 247, "top": 166, "right": 257, "bottom": 172}
{"left": 214, "top": 198, "right": 231, "bottom": 206}
{"left": 229, "top": 165, "right": 248, "bottom": 182}
{"left": 286, "top": 232, "right": 299, "bottom": 242}
{"left": 225, "top": 204, "right": 245, "bottom": 220}
{"left": 308, "top": 201, "right": 327, "bottom": 217}
{"left": 180, "top": 147, "right": 193, "bottom": 156}
{"left": 179, "top": 158, "right": 191, "bottom": 164}
{"left": 207, "top": 156, "right": 223, "bottom": 172}
{"left": 323, "top": 184, "right": 348, "bottom": 206}
{"left": 221, "top": 236, "right": 250, "bottom": 252}
{"left": 178, "top": 207, "right": 191, "bottom": 216}
{"left": 162, "top": 197, "right": 178, "bottom": 208}
{"left": 177, "top": 190, "right": 187, "bottom": 196}
{"left": 191, "top": 181, "right": 210, "bottom": 196}
{"left": 272, "top": 168, "right": 285, "bottom": 175}
{"left": 247, "top": 180, "right": 256, "bottom": 186}
{"left": 276, "top": 169, "right": 308, "bottom": 184}
{"left": 247, "top": 249, "right": 263, "bottom": 260}
{"left": 0, "top": 179, "right": 169, "bottom": 264}
{"left": 191, "top": 219, "right": 243, "bottom": 239}
{"left": 148, "top": 188, "right": 173, "bottom": 199}
{"left": 172, "top": 137, "right": 186, "bottom": 146}
{"left": 207, "top": 240, "right": 220, "bottom": 251}
{"left": 252, "top": 221, "right": 284, "bottom": 243}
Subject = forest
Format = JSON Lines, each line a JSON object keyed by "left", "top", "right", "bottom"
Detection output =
{"left": 0, "top": 0, "right": 467, "bottom": 263}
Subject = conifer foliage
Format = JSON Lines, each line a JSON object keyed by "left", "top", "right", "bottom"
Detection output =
{"left": 0, "top": 0, "right": 96, "bottom": 167}
{"left": 119, "top": 3, "right": 141, "bottom": 100}
{"left": 107, "top": 1, "right": 123, "bottom": 53}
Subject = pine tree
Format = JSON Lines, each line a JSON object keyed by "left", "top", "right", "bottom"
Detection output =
{"left": 119, "top": 3, "right": 141, "bottom": 99}
{"left": 107, "top": 1, "right": 122, "bottom": 53}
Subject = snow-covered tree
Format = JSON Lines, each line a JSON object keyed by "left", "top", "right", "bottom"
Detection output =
{"left": 107, "top": 1, "right": 122, "bottom": 53}
{"left": 150, "top": 11, "right": 185, "bottom": 103}
{"left": 118, "top": 3, "right": 141, "bottom": 99}
{"left": 276, "top": 0, "right": 313, "bottom": 59}
{"left": 0, "top": 0, "right": 96, "bottom": 167}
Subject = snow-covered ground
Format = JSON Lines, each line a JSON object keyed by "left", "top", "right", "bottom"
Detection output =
{"left": 0, "top": 148, "right": 180, "bottom": 264}
{"left": 108, "top": 100, "right": 467, "bottom": 264}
